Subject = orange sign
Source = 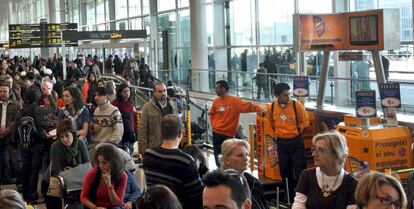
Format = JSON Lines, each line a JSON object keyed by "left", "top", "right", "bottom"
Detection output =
{"left": 299, "top": 14, "right": 345, "bottom": 50}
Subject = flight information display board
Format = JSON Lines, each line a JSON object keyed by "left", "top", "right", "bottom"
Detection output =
{"left": 9, "top": 23, "right": 78, "bottom": 48}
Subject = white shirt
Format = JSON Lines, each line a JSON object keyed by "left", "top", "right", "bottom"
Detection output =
{"left": 292, "top": 167, "right": 358, "bottom": 209}
{"left": 0, "top": 101, "right": 8, "bottom": 129}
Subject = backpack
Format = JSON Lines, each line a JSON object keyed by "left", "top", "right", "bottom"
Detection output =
{"left": 16, "top": 116, "right": 38, "bottom": 150}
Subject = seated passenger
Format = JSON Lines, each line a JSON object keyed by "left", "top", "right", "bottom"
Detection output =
{"left": 123, "top": 170, "right": 141, "bottom": 209}
{"left": 80, "top": 144, "right": 128, "bottom": 209}
{"left": 43, "top": 119, "right": 90, "bottom": 209}
{"left": 220, "top": 139, "right": 268, "bottom": 209}
{"left": 136, "top": 185, "right": 182, "bottom": 209}
{"left": 0, "top": 189, "right": 32, "bottom": 209}
{"left": 183, "top": 145, "right": 209, "bottom": 178}
{"left": 203, "top": 169, "right": 252, "bottom": 209}
{"left": 292, "top": 131, "right": 357, "bottom": 209}
{"left": 355, "top": 171, "right": 407, "bottom": 209}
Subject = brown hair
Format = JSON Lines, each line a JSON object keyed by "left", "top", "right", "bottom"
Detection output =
{"left": 355, "top": 171, "right": 407, "bottom": 209}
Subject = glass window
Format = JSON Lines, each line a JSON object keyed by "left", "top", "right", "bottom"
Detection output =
{"left": 143, "top": 0, "right": 150, "bottom": 15}
{"left": 178, "top": 10, "right": 190, "bottom": 47}
{"left": 178, "top": 0, "right": 189, "bottom": 8}
{"left": 259, "top": 0, "right": 294, "bottom": 45}
{"left": 206, "top": 4, "right": 214, "bottom": 46}
{"left": 298, "top": 0, "right": 332, "bottom": 13}
{"left": 116, "top": 21, "right": 127, "bottom": 30}
{"left": 96, "top": 0, "right": 105, "bottom": 23}
{"left": 158, "top": 0, "right": 175, "bottom": 12}
{"left": 97, "top": 24, "right": 106, "bottom": 31}
{"left": 129, "top": 18, "right": 142, "bottom": 30}
{"left": 105, "top": 0, "right": 110, "bottom": 21}
{"left": 229, "top": 0, "right": 256, "bottom": 45}
{"left": 157, "top": 13, "right": 177, "bottom": 68}
{"left": 87, "top": 0, "right": 96, "bottom": 25}
{"left": 116, "top": 0, "right": 128, "bottom": 19}
{"left": 129, "top": 0, "right": 142, "bottom": 17}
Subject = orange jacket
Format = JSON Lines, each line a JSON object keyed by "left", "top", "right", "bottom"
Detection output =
{"left": 210, "top": 95, "right": 262, "bottom": 137}
{"left": 82, "top": 82, "right": 90, "bottom": 102}
{"left": 266, "top": 99, "right": 309, "bottom": 139}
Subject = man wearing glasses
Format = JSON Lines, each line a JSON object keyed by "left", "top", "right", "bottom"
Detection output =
{"left": 203, "top": 169, "right": 252, "bottom": 209}
{"left": 267, "top": 82, "right": 309, "bottom": 203}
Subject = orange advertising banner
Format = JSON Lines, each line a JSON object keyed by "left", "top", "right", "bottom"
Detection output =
{"left": 299, "top": 14, "right": 345, "bottom": 50}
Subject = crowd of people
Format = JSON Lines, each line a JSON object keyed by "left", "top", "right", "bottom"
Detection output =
{"left": 0, "top": 53, "right": 409, "bottom": 209}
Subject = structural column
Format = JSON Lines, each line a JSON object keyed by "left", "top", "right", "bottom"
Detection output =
{"left": 213, "top": 0, "right": 228, "bottom": 82}
{"left": 333, "top": 0, "right": 351, "bottom": 106}
{"left": 190, "top": 0, "right": 209, "bottom": 92}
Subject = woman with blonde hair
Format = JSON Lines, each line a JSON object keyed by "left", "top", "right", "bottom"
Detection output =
{"left": 292, "top": 131, "right": 357, "bottom": 209}
{"left": 355, "top": 171, "right": 406, "bottom": 209}
{"left": 0, "top": 189, "right": 27, "bottom": 209}
{"left": 220, "top": 138, "right": 268, "bottom": 209}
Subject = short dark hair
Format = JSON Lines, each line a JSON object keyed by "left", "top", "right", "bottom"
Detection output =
{"left": 274, "top": 82, "right": 290, "bottom": 96}
{"left": 216, "top": 80, "right": 229, "bottom": 92}
{"left": 95, "top": 87, "right": 108, "bottom": 96}
{"left": 136, "top": 185, "right": 182, "bottom": 209}
{"left": 56, "top": 119, "right": 77, "bottom": 139}
{"left": 161, "top": 114, "right": 182, "bottom": 140}
{"left": 203, "top": 169, "right": 251, "bottom": 209}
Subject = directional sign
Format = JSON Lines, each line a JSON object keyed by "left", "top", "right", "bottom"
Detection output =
{"left": 338, "top": 52, "right": 363, "bottom": 61}
{"left": 9, "top": 23, "right": 78, "bottom": 48}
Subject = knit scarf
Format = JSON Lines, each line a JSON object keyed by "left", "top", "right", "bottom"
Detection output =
{"left": 61, "top": 139, "right": 79, "bottom": 167}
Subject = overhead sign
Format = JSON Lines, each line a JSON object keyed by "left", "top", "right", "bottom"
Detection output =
{"left": 294, "top": 9, "right": 400, "bottom": 51}
{"left": 338, "top": 52, "right": 363, "bottom": 61}
{"left": 298, "top": 14, "right": 345, "bottom": 51}
{"left": 356, "top": 90, "right": 377, "bottom": 118}
{"left": 62, "top": 30, "right": 147, "bottom": 41}
{"left": 379, "top": 83, "right": 401, "bottom": 108}
{"left": 293, "top": 76, "right": 309, "bottom": 97}
{"left": 8, "top": 23, "right": 78, "bottom": 48}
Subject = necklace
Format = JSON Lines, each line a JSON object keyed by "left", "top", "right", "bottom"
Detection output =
{"left": 321, "top": 171, "right": 341, "bottom": 198}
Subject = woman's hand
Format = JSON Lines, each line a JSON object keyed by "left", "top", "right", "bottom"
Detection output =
{"left": 102, "top": 170, "right": 112, "bottom": 187}
{"left": 124, "top": 201, "right": 133, "bottom": 209}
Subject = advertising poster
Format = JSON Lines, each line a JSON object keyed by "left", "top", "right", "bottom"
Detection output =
{"left": 293, "top": 76, "right": 309, "bottom": 97}
{"left": 379, "top": 83, "right": 401, "bottom": 108}
{"left": 299, "top": 14, "right": 345, "bottom": 50}
{"left": 356, "top": 90, "right": 377, "bottom": 118}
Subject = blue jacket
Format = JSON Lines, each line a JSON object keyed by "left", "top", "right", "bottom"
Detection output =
{"left": 124, "top": 170, "right": 141, "bottom": 203}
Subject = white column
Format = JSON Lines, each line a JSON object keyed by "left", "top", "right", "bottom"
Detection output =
{"left": 190, "top": 0, "right": 209, "bottom": 92}
{"left": 214, "top": 1, "right": 227, "bottom": 81}
{"left": 333, "top": 0, "right": 351, "bottom": 106}
{"left": 8, "top": 0, "right": 13, "bottom": 24}
{"left": 108, "top": 0, "right": 116, "bottom": 30}
{"left": 60, "top": 0, "right": 66, "bottom": 23}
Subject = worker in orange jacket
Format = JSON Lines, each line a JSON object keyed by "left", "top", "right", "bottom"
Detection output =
{"left": 210, "top": 80, "right": 264, "bottom": 167}
{"left": 267, "top": 82, "right": 309, "bottom": 203}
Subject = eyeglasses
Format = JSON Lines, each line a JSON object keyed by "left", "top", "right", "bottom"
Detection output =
{"left": 376, "top": 195, "right": 402, "bottom": 209}
{"left": 225, "top": 169, "right": 245, "bottom": 187}
{"left": 311, "top": 146, "right": 333, "bottom": 155}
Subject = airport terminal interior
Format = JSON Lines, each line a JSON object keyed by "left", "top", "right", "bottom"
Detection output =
{"left": 1, "top": 0, "right": 414, "bottom": 209}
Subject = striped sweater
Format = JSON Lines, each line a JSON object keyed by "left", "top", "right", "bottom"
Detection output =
{"left": 143, "top": 146, "right": 204, "bottom": 209}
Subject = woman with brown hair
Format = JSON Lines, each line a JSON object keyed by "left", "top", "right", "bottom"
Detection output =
{"left": 80, "top": 144, "right": 128, "bottom": 209}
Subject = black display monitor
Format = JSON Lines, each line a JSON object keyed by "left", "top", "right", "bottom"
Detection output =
{"left": 349, "top": 15, "right": 379, "bottom": 46}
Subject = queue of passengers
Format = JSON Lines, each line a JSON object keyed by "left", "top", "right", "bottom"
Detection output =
{"left": 0, "top": 54, "right": 409, "bottom": 209}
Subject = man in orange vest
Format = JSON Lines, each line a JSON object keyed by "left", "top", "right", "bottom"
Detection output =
{"left": 267, "top": 82, "right": 309, "bottom": 203}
